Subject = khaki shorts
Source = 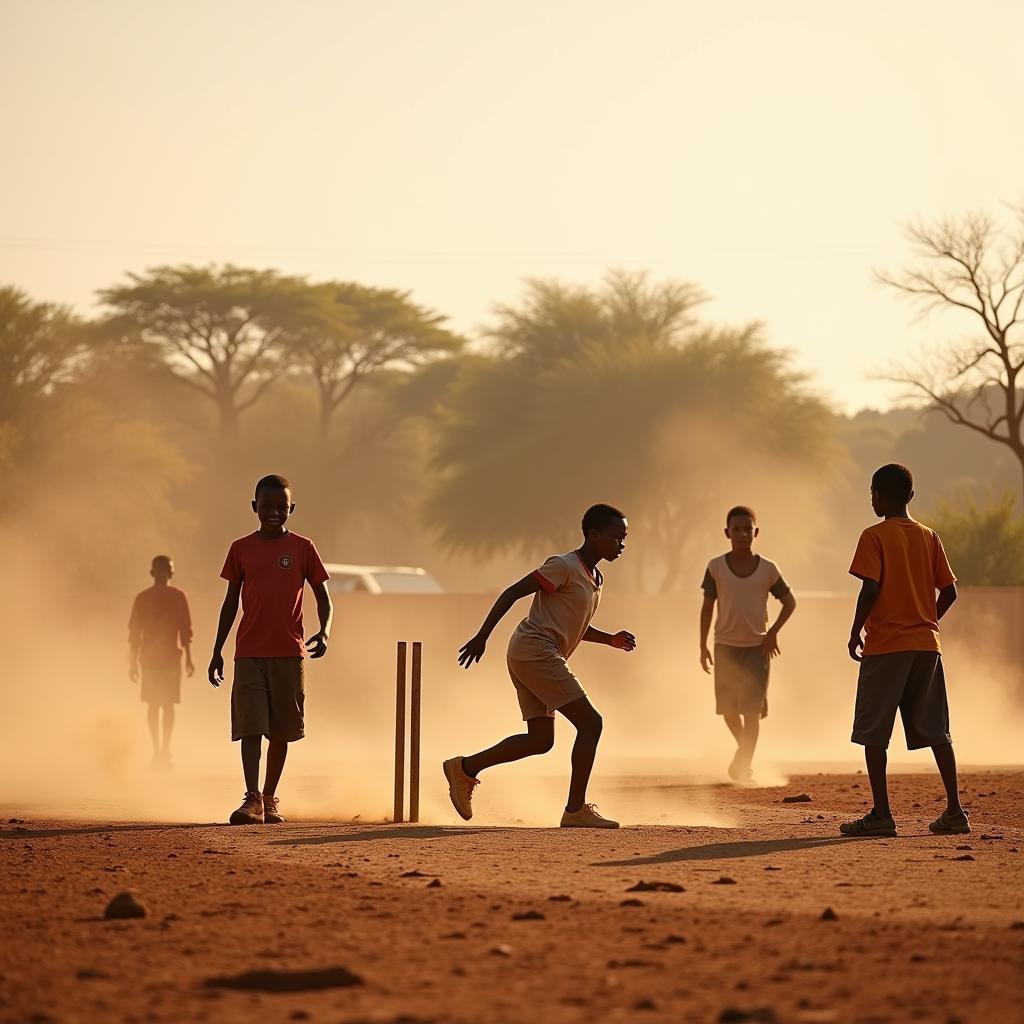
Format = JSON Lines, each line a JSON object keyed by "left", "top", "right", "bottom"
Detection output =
{"left": 507, "top": 654, "right": 587, "bottom": 721}
{"left": 231, "top": 657, "right": 305, "bottom": 742}
{"left": 141, "top": 665, "right": 181, "bottom": 706}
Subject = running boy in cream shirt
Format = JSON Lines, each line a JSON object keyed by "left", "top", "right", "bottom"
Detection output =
{"left": 699, "top": 506, "right": 796, "bottom": 784}
{"left": 444, "top": 504, "right": 636, "bottom": 828}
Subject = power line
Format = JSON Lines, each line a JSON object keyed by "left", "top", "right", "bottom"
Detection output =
{"left": 0, "top": 234, "right": 907, "bottom": 265}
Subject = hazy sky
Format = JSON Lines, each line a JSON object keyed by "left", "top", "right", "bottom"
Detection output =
{"left": 2, "top": 1, "right": 1022, "bottom": 411}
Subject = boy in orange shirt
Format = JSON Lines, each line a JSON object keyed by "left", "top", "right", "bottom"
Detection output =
{"left": 841, "top": 464, "right": 968, "bottom": 837}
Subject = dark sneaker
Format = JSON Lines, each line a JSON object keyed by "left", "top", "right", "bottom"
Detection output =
{"left": 229, "top": 791, "right": 264, "bottom": 825}
{"left": 560, "top": 803, "right": 619, "bottom": 829}
{"left": 839, "top": 811, "right": 897, "bottom": 837}
{"left": 263, "top": 794, "right": 285, "bottom": 824}
{"left": 928, "top": 810, "right": 970, "bottom": 835}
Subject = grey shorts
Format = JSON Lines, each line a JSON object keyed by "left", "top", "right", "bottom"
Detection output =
{"left": 714, "top": 644, "right": 769, "bottom": 718}
{"left": 231, "top": 657, "right": 305, "bottom": 742}
{"left": 852, "top": 651, "right": 951, "bottom": 750}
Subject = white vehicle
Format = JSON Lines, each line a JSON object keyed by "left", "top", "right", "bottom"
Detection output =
{"left": 323, "top": 563, "right": 444, "bottom": 595}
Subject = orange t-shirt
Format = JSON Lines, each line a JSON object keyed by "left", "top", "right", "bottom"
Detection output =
{"left": 848, "top": 518, "right": 956, "bottom": 656}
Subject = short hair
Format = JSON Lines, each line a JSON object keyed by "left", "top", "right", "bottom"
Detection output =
{"left": 726, "top": 505, "right": 756, "bottom": 526}
{"left": 254, "top": 474, "right": 291, "bottom": 500}
{"left": 871, "top": 463, "right": 913, "bottom": 503}
{"left": 151, "top": 554, "right": 172, "bottom": 571}
{"left": 582, "top": 503, "right": 626, "bottom": 535}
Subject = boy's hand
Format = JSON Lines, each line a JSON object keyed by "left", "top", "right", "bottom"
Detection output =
{"left": 185, "top": 655, "right": 195, "bottom": 678}
{"left": 208, "top": 653, "right": 224, "bottom": 688}
{"left": 458, "top": 634, "right": 486, "bottom": 668}
{"left": 609, "top": 630, "right": 637, "bottom": 652}
{"left": 129, "top": 661, "right": 139, "bottom": 683}
{"left": 762, "top": 628, "right": 781, "bottom": 659}
{"left": 848, "top": 631, "right": 864, "bottom": 662}
{"left": 700, "top": 645, "right": 713, "bottom": 674}
{"left": 306, "top": 632, "right": 329, "bottom": 659}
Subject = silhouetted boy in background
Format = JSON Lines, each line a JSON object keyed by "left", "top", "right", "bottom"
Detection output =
{"left": 129, "top": 555, "right": 193, "bottom": 770}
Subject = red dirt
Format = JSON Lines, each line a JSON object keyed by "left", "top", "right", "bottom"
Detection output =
{"left": 2, "top": 770, "right": 1022, "bottom": 1024}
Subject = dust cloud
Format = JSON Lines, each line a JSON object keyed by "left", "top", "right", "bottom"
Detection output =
{"left": 1, "top": 533, "right": 1020, "bottom": 826}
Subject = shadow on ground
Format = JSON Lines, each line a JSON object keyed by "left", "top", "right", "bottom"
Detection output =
{"left": 0, "top": 822, "right": 222, "bottom": 841}
{"left": 268, "top": 825, "right": 492, "bottom": 846}
{"left": 595, "top": 836, "right": 850, "bottom": 866}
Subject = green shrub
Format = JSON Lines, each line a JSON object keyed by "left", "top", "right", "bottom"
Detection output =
{"left": 927, "top": 492, "right": 1024, "bottom": 586}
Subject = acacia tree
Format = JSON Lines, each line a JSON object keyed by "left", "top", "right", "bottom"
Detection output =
{"left": 293, "top": 282, "right": 462, "bottom": 444}
{"left": 99, "top": 265, "right": 311, "bottom": 441}
{"left": 878, "top": 205, "right": 1024, "bottom": 502}
{"left": 424, "top": 272, "right": 833, "bottom": 592}
{"left": 0, "top": 285, "right": 86, "bottom": 445}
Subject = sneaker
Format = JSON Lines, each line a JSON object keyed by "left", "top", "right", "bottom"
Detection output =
{"left": 735, "top": 770, "right": 758, "bottom": 788}
{"left": 560, "top": 803, "right": 619, "bottom": 829}
{"left": 263, "top": 794, "right": 285, "bottom": 824}
{"left": 727, "top": 750, "right": 743, "bottom": 781}
{"left": 442, "top": 757, "right": 480, "bottom": 821}
{"left": 928, "top": 809, "right": 971, "bottom": 835}
{"left": 229, "top": 791, "right": 264, "bottom": 825}
{"left": 839, "top": 810, "right": 897, "bottom": 837}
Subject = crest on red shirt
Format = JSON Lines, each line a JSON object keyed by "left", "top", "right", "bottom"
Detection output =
{"left": 278, "top": 554, "right": 293, "bottom": 569}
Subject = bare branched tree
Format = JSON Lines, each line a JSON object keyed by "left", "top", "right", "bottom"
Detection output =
{"left": 877, "top": 205, "right": 1024, "bottom": 500}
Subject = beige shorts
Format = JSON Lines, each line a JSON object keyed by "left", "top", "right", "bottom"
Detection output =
{"left": 507, "top": 654, "right": 587, "bottom": 721}
{"left": 231, "top": 657, "right": 305, "bottom": 742}
{"left": 141, "top": 665, "right": 181, "bottom": 706}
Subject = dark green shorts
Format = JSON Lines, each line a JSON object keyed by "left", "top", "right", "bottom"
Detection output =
{"left": 714, "top": 643, "right": 769, "bottom": 719}
{"left": 852, "top": 651, "right": 951, "bottom": 750}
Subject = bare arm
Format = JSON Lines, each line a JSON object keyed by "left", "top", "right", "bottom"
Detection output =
{"left": 180, "top": 594, "right": 195, "bottom": 677}
{"left": 208, "top": 580, "right": 242, "bottom": 687}
{"left": 699, "top": 594, "right": 715, "bottom": 673}
{"left": 583, "top": 625, "right": 637, "bottom": 651}
{"left": 128, "top": 599, "right": 141, "bottom": 682}
{"left": 762, "top": 591, "right": 797, "bottom": 658}
{"left": 458, "top": 574, "right": 542, "bottom": 668}
{"left": 848, "top": 577, "right": 880, "bottom": 662}
{"left": 305, "top": 581, "right": 334, "bottom": 659}
{"left": 936, "top": 583, "right": 957, "bottom": 620}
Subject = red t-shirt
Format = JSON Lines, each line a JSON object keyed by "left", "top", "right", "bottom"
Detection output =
{"left": 220, "top": 532, "right": 330, "bottom": 659}
{"left": 128, "top": 585, "right": 193, "bottom": 669}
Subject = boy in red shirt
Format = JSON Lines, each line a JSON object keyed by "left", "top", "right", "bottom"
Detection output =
{"left": 841, "top": 463, "right": 967, "bottom": 837}
{"left": 208, "top": 475, "right": 333, "bottom": 825}
{"left": 128, "top": 555, "right": 194, "bottom": 769}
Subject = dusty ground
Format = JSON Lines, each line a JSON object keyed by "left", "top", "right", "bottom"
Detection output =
{"left": 1, "top": 770, "right": 1022, "bottom": 1024}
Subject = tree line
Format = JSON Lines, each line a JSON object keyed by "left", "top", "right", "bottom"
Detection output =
{"left": 2, "top": 205, "right": 1022, "bottom": 591}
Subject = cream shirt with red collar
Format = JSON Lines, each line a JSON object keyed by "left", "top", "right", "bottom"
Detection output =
{"left": 507, "top": 551, "right": 602, "bottom": 662}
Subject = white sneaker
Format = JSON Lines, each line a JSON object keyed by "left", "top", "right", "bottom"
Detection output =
{"left": 560, "top": 803, "right": 619, "bottom": 829}
{"left": 442, "top": 757, "right": 480, "bottom": 820}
